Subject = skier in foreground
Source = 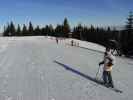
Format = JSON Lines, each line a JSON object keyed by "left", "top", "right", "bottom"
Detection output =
{"left": 99, "top": 47, "right": 115, "bottom": 88}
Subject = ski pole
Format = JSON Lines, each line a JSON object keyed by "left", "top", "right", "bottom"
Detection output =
{"left": 96, "top": 65, "right": 101, "bottom": 80}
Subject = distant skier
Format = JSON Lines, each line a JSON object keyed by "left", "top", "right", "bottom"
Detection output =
{"left": 56, "top": 37, "right": 59, "bottom": 44}
{"left": 99, "top": 47, "right": 115, "bottom": 88}
{"left": 71, "top": 40, "right": 74, "bottom": 46}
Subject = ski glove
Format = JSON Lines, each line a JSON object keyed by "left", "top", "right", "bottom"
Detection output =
{"left": 99, "top": 61, "right": 104, "bottom": 66}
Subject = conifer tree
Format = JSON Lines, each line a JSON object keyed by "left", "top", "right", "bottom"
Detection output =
{"left": 22, "top": 24, "right": 28, "bottom": 36}
{"left": 48, "top": 24, "right": 54, "bottom": 36}
{"left": 121, "top": 11, "right": 133, "bottom": 55}
{"left": 28, "top": 21, "right": 34, "bottom": 35}
{"left": 3, "top": 24, "right": 10, "bottom": 36}
{"left": 16, "top": 24, "right": 21, "bottom": 36}
{"left": 62, "top": 18, "right": 70, "bottom": 37}
{"left": 34, "top": 25, "right": 41, "bottom": 35}
{"left": 55, "top": 24, "right": 63, "bottom": 37}
{"left": 10, "top": 21, "right": 16, "bottom": 36}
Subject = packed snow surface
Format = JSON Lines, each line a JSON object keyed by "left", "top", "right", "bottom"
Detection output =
{"left": 0, "top": 36, "right": 132, "bottom": 100}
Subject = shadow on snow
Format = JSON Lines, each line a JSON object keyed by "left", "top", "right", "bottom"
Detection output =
{"left": 53, "top": 60, "right": 123, "bottom": 93}
{"left": 53, "top": 60, "right": 102, "bottom": 84}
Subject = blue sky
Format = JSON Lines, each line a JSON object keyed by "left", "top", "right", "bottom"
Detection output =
{"left": 0, "top": 0, "right": 133, "bottom": 31}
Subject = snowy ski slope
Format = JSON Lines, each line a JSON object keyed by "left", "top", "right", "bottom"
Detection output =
{"left": 0, "top": 36, "right": 132, "bottom": 100}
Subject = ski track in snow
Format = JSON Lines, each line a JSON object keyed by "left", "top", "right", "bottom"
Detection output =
{"left": 0, "top": 36, "right": 132, "bottom": 100}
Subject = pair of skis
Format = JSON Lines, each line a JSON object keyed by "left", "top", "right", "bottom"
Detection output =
{"left": 94, "top": 78, "right": 123, "bottom": 93}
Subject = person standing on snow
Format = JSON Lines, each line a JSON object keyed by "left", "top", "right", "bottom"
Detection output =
{"left": 56, "top": 37, "right": 59, "bottom": 44}
{"left": 99, "top": 47, "right": 115, "bottom": 88}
